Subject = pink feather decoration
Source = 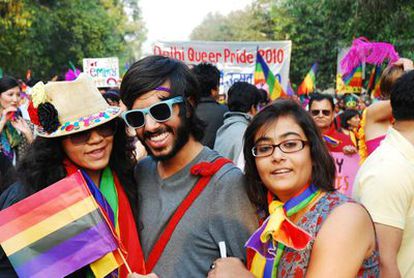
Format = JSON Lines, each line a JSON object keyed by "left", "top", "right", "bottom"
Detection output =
{"left": 340, "top": 37, "right": 399, "bottom": 76}
{"left": 65, "top": 68, "right": 81, "bottom": 81}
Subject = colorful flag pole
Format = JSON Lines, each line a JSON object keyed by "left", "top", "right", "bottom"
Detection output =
{"left": 297, "top": 63, "right": 318, "bottom": 95}
{"left": 0, "top": 171, "right": 124, "bottom": 278}
{"left": 254, "top": 49, "right": 286, "bottom": 100}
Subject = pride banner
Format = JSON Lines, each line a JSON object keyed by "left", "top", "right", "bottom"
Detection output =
{"left": 152, "top": 41, "right": 291, "bottom": 94}
{"left": 0, "top": 172, "right": 122, "bottom": 278}
{"left": 330, "top": 152, "right": 360, "bottom": 197}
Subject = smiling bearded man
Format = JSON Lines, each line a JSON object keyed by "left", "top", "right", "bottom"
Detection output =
{"left": 120, "top": 55, "right": 258, "bottom": 278}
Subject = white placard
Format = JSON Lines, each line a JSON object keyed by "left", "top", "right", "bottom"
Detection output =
{"left": 83, "top": 57, "right": 120, "bottom": 88}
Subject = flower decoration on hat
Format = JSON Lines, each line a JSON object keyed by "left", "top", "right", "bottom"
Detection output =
{"left": 27, "top": 81, "right": 60, "bottom": 133}
{"left": 38, "top": 102, "right": 60, "bottom": 133}
{"left": 31, "top": 81, "right": 47, "bottom": 108}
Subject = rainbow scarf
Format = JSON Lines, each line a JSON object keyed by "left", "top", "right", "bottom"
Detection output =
{"left": 246, "top": 184, "right": 321, "bottom": 278}
{"left": 0, "top": 122, "right": 22, "bottom": 161}
{"left": 64, "top": 159, "right": 146, "bottom": 277}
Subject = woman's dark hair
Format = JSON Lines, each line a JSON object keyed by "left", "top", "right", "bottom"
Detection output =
{"left": 340, "top": 109, "right": 360, "bottom": 130}
{"left": 0, "top": 76, "right": 19, "bottom": 94}
{"left": 243, "top": 99, "right": 336, "bottom": 212}
{"left": 16, "top": 118, "right": 138, "bottom": 209}
{"left": 120, "top": 55, "right": 205, "bottom": 141}
{"left": 0, "top": 153, "right": 16, "bottom": 194}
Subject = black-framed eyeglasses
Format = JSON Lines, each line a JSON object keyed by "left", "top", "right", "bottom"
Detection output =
{"left": 68, "top": 120, "right": 118, "bottom": 145}
{"left": 252, "top": 139, "right": 308, "bottom": 157}
{"left": 310, "top": 109, "right": 331, "bottom": 116}
{"left": 121, "top": 96, "right": 184, "bottom": 128}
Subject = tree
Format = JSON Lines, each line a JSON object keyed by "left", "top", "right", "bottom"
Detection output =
{"left": 189, "top": 0, "right": 414, "bottom": 90}
{"left": 0, "top": 0, "right": 146, "bottom": 80}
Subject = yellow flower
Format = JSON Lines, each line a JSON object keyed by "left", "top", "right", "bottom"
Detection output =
{"left": 31, "top": 81, "right": 48, "bottom": 108}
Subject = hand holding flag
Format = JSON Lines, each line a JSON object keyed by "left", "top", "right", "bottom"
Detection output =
{"left": 0, "top": 171, "right": 127, "bottom": 278}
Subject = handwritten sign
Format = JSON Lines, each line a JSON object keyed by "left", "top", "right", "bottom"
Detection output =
{"left": 152, "top": 41, "right": 291, "bottom": 94}
{"left": 330, "top": 152, "right": 360, "bottom": 197}
{"left": 83, "top": 57, "right": 119, "bottom": 88}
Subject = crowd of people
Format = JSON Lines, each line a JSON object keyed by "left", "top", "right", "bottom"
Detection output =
{"left": 0, "top": 55, "right": 413, "bottom": 278}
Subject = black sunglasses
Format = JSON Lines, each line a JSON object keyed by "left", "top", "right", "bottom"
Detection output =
{"left": 67, "top": 120, "right": 118, "bottom": 145}
{"left": 311, "top": 109, "right": 332, "bottom": 116}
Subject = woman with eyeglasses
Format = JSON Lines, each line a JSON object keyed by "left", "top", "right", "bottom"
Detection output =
{"left": 0, "top": 74, "right": 151, "bottom": 277}
{"left": 208, "top": 99, "right": 379, "bottom": 277}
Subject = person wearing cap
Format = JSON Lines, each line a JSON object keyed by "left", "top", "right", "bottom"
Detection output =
{"left": 120, "top": 55, "right": 257, "bottom": 278}
{"left": 0, "top": 74, "right": 147, "bottom": 277}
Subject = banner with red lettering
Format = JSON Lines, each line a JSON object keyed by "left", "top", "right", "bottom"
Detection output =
{"left": 152, "top": 41, "right": 291, "bottom": 93}
{"left": 330, "top": 152, "right": 360, "bottom": 197}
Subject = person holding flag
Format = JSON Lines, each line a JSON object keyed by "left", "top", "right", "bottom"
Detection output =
{"left": 0, "top": 74, "right": 150, "bottom": 277}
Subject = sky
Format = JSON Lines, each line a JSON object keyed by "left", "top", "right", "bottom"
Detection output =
{"left": 139, "top": 0, "right": 255, "bottom": 54}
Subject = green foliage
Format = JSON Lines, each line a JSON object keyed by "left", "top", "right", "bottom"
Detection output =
{"left": 190, "top": 0, "right": 414, "bottom": 90}
{"left": 0, "top": 0, "right": 146, "bottom": 80}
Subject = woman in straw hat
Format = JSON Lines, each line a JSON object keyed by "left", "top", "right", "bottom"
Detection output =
{"left": 0, "top": 74, "right": 151, "bottom": 277}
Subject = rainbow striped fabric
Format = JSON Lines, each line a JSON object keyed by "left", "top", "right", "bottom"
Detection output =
{"left": 254, "top": 50, "right": 286, "bottom": 100}
{"left": 367, "top": 65, "right": 382, "bottom": 99}
{"left": 342, "top": 64, "right": 363, "bottom": 93}
{"left": 323, "top": 134, "right": 341, "bottom": 147}
{"left": 0, "top": 171, "right": 121, "bottom": 278}
{"left": 246, "top": 184, "right": 320, "bottom": 278}
{"left": 297, "top": 63, "right": 317, "bottom": 95}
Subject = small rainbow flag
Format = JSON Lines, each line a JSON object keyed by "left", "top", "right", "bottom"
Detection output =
{"left": 367, "top": 65, "right": 382, "bottom": 99}
{"left": 323, "top": 135, "right": 340, "bottom": 147}
{"left": 297, "top": 63, "right": 318, "bottom": 95}
{"left": 343, "top": 64, "right": 363, "bottom": 89}
{"left": 254, "top": 50, "right": 286, "bottom": 100}
{"left": 0, "top": 172, "right": 123, "bottom": 278}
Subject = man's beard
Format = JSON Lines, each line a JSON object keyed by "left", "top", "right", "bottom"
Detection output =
{"left": 141, "top": 117, "right": 191, "bottom": 161}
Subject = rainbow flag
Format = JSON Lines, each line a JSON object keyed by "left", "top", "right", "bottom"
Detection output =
{"left": 0, "top": 172, "right": 123, "bottom": 278}
{"left": 254, "top": 50, "right": 286, "bottom": 100}
{"left": 323, "top": 135, "right": 340, "bottom": 147}
{"left": 341, "top": 64, "right": 363, "bottom": 93}
{"left": 367, "top": 65, "right": 382, "bottom": 99}
{"left": 297, "top": 63, "right": 317, "bottom": 95}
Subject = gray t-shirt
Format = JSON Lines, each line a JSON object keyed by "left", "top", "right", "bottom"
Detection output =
{"left": 135, "top": 147, "right": 258, "bottom": 277}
